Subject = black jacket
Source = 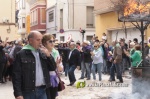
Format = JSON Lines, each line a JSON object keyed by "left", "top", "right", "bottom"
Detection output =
{"left": 12, "top": 49, "right": 56, "bottom": 98}
{"left": 68, "top": 49, "right": 81, "bottom": 67}
{"left": 0, "top": 46, "right": 6, "bottom": 63}
{"left": 58, "top": 48, "right": 70, "bottom": 63}
{"left": 82, "top": 46, "right": 92, "bottom": 63}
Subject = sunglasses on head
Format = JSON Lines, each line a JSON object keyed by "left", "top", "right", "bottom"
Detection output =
{"left": 49, "top": 40, "right": 55, "bottom": 43}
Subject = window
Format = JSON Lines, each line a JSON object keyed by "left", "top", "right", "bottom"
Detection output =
{"left": 49, "top": 11, "right": 54, "bottom": 22}
{"left": 86, "top": 6, "right": 95, "bottom": 28}
{"left": 35, "top": 9, "right": 38, "bottom": 24}
{"left": 33, "top": 10, "right": 37, "bottom": 25}
{"left": 30, "top": 9, "right": 38, "bottom": 26}
{"left": 60, "top": 9, "right": 63, "bottom": 29}
{"left": 86, "top": 36, "right": 93, "bottom": 41}
{"left": 22, "top": 17, "right": 25, "bottom": 28}
{"left": 30, "top": 12, "right": 33, "bottom": 26}
{"left": 41, "top": 8, "right": 46, "bottom": 23}
{"left": 60, "top": 36, "right": 64, "bottom": 42}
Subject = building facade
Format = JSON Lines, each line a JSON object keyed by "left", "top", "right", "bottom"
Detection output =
{"left": 46, "top": 0, "right": 95, "bottom": 42}
{"left": 29, "top": 0, "right": 46, "bottom": 34}
{"left": 16, "top": 0, "right": 30, "bottom": 38}
{"left": 0, "top": 0, "right": 19, "bottom": 41}
{"left": 94, "top": 0, "right": 150, "bottom": 43}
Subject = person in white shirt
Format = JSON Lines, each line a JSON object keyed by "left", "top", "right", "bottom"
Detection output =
{"left": 90, "top": 43, "right": 103, "bottom": 81}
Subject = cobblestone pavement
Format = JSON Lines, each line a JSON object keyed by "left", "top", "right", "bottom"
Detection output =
{"left": 0, "top": 81, "right": 14, "bottom": 99}
{"left": 0, "top": 70, "right": 132, "bottom": 99}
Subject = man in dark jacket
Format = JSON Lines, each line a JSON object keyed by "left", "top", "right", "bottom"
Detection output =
{"left": 12, "top": 31, "right": 55, "bottom": 99}
{"left": 67, "top": 42, "right": 81, "bottom": 86}
{"left": 0, "top": 37, "right": 8, "bottom": 83}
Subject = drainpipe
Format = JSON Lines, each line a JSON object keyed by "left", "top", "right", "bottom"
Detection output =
{"left": 73, "top": 0, "right": 74, "bottom": 29}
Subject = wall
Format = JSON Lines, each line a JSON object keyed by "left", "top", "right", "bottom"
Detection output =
{"left": 46, "top": 0, "right": 56, "bottom": 9}
{"left": 95, "top": 11, "right": 143, "bottom": 39}
{"left": 30, "top": 2, "right": 46, "bottom": 32}
{"left": 0, "top": 0, "right": 20, "bottom": 41}
{"left": 46, "top": 6, "right": 57, "bottom": 33}
{"left": 94, "top": 0, "right": 112, "bottom": 11}
{"left": 46, "top": 0, "right": 95, "bottom": 42}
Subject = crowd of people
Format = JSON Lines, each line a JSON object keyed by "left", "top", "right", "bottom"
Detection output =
{"left": 0, "top": 31, "right": 150, "bottom": 99}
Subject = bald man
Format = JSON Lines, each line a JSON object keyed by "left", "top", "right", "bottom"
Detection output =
{"left": 12, "top": 31, "right": 55, "bottom": 99}
{"left": 67, "top": 42, "right": 81, "bottom": 86}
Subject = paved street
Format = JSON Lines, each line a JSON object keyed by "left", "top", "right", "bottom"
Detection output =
{"left": 0, "top": 70, "right": 132, "bottom": 99}
{"left": 0, "top": 81, "right": 14, "bottom": 99}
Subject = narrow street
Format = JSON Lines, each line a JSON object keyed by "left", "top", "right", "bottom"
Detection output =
{"left": 0, "top": 70, "right": 132, "bottom": 99}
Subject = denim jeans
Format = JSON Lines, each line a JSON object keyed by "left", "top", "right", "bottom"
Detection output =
{"left": 122, "top": 58, "right": 126, "bottom": 73}
{"left": 23, "top": 86, "right": 47, "bottom": 99}
{"left": 102, "top": 59, "right": 107, "bottom": 73}
{"left": 68, "top": 65, "right": 76, "bottom": 83}
{"left": 110, "top": 63, "right": 115, "bottom": 80}
{"left": 81, "top": 61, "right": 86, "bottom": 78}
{"left": 92, "top": 63, "right": 103, "bottom": 81}
{"left": 0, "top": 63, "right": 5, "bottom": 82}
{"left": 85, "top": 63, "right": 91, "bottom": 79}
{"left": 115, "top": 62, "right": 123, "bottom": 82}
{"left": 63, "top": 62, "right": 69, "bottom": 77}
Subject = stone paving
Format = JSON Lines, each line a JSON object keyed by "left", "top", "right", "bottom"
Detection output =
{"left": 0, "top": 81, "right": 14, "bottom": 99}
{"left": 0, "top": 70, "right": 132, "bottom": 99}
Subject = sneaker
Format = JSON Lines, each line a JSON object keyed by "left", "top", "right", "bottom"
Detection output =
{"left": 108, "top": 79, "right": 115, "bottom": 82}
{"left": 86, "top": 78, "right": 90, "bottom": 80}
{"left": 78, "top": 77, "right": 84, "bottom": 80}
{"left": 116, "top": 81, "right": 123, "bottom": 83}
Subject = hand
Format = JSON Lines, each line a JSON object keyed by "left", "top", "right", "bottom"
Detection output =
{"left": 79, "top": 49, "right": 83, "bottom": 52}
{"left": 6, "top": 37, "right": 9, "bottom": 41}
{"left": 110, "top": 58, "right": 112, "bottom": 62}
{"left": 40, "top": 46, "right": 50, "bottom": 57}
{"left": 56, "top": 57, "right": 62, "bottom": 65}
{"left": 16, "top": 96, "right": 23, "bottom": 99}
{"left": 126, "top": 53, "right": 130, "bottom": 57}
{"left": 77, "top": 66, "right": 80, "bottom": 70}
{"left": 113, "top": 60, "right": 116, "bottom": 64}
{"left": 90, "top": 52, "right": 94, "bottom": 56}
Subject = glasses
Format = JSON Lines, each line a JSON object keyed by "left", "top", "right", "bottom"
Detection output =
{"left": 49, "top": 40, "right": 55, "bottom": 43}
{"left": 94, "top": 46, "right": 98, "bottom": 48}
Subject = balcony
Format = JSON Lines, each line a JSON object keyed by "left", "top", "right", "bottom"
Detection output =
{"left": 18, "top": 9, "right": 26, "bottom": 18}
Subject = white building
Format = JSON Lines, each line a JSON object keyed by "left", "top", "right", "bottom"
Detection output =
{"left": 46, "top": 0, "right": 95, "bottom": 42}
{"left": 16, "top": 0, "right": 30, "bottom": 38}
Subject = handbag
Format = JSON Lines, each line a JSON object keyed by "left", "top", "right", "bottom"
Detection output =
{"left": 55, "top": 71, "right": 65, "bottom": 91}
